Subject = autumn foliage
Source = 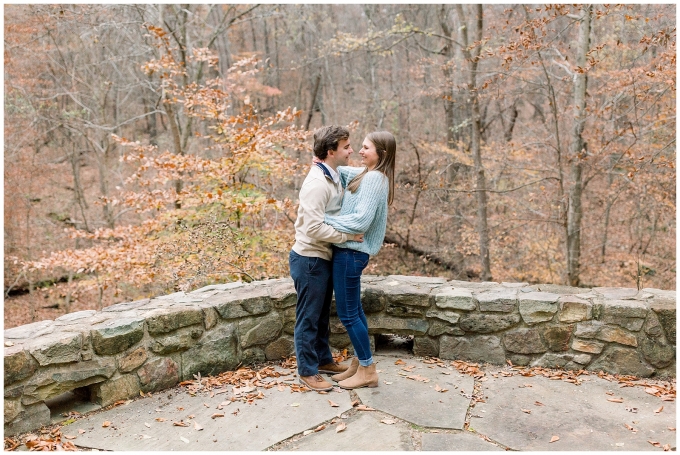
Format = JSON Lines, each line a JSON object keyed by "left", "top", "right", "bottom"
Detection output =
{"left": 28, "top": 24, "right": 308, "bottom": 302}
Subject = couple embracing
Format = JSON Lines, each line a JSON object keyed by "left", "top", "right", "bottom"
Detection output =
{"left": 289, "top": 125, "right": 396, "bottom": 391}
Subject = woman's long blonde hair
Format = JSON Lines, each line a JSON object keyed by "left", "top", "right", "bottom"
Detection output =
{"left": 346, "top": 131, "right": 396, "bottom": 206}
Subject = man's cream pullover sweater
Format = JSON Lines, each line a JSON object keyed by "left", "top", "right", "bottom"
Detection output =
{"left": 291, "top": 164, "right": 349, "bottom": 261}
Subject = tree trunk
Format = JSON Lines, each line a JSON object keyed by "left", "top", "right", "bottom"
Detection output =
{"left": 566, "top": 5, "right": 592, "bottom": 287}
{"left": 304, "top": 74, "right": 322, "bottom": 130}
{"left": 457, "top": 4, "right": 491, "bottom": 281}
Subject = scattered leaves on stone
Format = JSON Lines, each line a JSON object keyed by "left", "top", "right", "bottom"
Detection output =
{"left": 12, "top": 427, "right": 78, "bottom": 451}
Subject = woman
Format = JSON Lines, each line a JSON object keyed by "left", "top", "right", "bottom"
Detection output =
{"left": 323, "top": 131, "right": 396, "bottom": 389}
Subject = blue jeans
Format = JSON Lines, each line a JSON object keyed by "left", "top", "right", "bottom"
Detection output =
{"left": 332, "top": 246, "right": 373, "bottom": 366}
{"left": 289, "top": 250, "right": 335, "bottom": 377}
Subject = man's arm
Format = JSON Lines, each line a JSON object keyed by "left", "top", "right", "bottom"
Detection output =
{"left": 299, "top": 177, "right": 351, "bottom": 243}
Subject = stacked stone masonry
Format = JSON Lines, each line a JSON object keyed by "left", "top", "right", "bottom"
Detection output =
{"left": 4, "top": 275, "right": 676, "bottom": 435}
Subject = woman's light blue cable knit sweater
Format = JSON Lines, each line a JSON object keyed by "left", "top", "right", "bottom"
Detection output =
{"left": 324, "top": 166, "right": 389, "bottom": 256}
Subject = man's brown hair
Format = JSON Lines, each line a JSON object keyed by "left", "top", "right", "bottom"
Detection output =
{"left": 313, "top": 125, "right": 350, "bottom": 160}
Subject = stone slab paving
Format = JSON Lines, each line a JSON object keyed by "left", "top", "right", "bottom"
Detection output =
{"left": 354, "top": 355, "right": 473, "bottom": 429}
{"left": 288, "top": 411, "right": 414, "bottom": 451}
{"left": 421, "top": 432, "right": 505, "bottom": 451}
{"left": 13, "top": 352, "right": 676, "bottom": 452}
{"left": 472, "top": 367, "right": 676, "bottom": 451}
{"left": 68, "top": 370, "right": 353, "bottom": 451}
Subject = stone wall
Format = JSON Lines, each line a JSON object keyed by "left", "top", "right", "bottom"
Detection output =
{"left": 4, "top": 275, "right": 676, "bottom": 435}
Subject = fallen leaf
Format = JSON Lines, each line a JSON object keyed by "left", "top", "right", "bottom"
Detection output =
{"left": 314, "top": 425, "right": 326, "bottom": 432}
{"left": 211, "top": 413, "right": 225, "bottom": 419}
{"left": 434, "top": 384, "right": 449, "bottom": 393}
{"left": 5, "top": 341, "right": 14, "bottom": 347}
{"left": 645, "top": 387, "right": 660, "bottom": 396}
{"left": 318, "top": 391, "right": 328, "bottom": 395}
{"left": 177, "top": 407, "right": 184, "bottom": 411}
{"left": 188, "top": 414, "right": 195, "bottom": 419}
{"left": 384, "top": 381, "right": 393, "bottom": 385}
{"left": 303, "top": 430, "right": 314, "bottom": 436}
{"left": 78, "top": 429, "right": 86, "bottom": 434}
{"left": 328, "top": 400, "right": 339, "bottom": 407}
{"left": 355, "top": 405, "right": 375, "bottom": 411}
{"left": 430, "top": 429, "right": 440, "bottom": 433}
{"left": 351, "top": 400, "right": 359, "bottom": 407}
{"left": 663, "top": 444, "right": 671, "bottom": 451}
{"left": 173, "top": 421, "right": 189, "bottom": 427}
{"left": 625, "top": 406, "right": 638, "bottom": 413}
{"left": 607, "top": 397, "right": 624, "bottom": 403}
{"left": 381, "top": 419, "right": 396, "bottom": 425}
{"left": 290, "top": 403, "right": 300, "bottom": 407}
{"left": 395, "top": 359, "right": 406, "bottom": 365}
{"left": 102, "top": 421, "right": 111, "bottom": 428}
{"left": 668, "top": 427, "right": 675, "bottom": 431}
{"left": 144, "top": 422, "right": 151, "bottom": 428}
{"left": 203, "top": 403, "right": 210, "bottom": 408}
{"left": 64, "top": 435, "right": 77, "bottom": 440}
{"left": 534, "top": 401, "right": 544, "bottom": 406}
{"left": 605, "top": 391, "right": 614, "bottom": 395}
{"left": 521, "top": 409, "right": 531, "bottom": 414}
{"left": 194, "top": 422, "right": 203, "bottom": 431}
{"left": 155, "top": 417, "right": 166, "bottom": 422}
{"left": 550, "top": 435, "right": 559, "bottom": 443}
{"left": 654, "top": 406, "right": 664, "bottom": 413}
{"left": 180, "top": 436, "right": 190, "bottom": 444}
{"left": 336, "top": 422, "right": 347, "bottom": 433}
{"left": 648, "top": 440, "right": 662, "bottom": 448}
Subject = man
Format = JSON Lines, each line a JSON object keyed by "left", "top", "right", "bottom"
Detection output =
{"left": 289, "top": 125, "right": 363, "bottom": 392}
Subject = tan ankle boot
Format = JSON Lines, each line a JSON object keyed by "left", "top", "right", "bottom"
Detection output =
{"left": 338, "top": 363, "right": 378, "bottom": 389}
{"left": 331, "top": 357, "right": 359, "bottom": 382}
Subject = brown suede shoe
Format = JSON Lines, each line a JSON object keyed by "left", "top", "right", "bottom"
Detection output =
{"left": 318, "top": 361, "right": 349, "bottom": 375}
{"left": 338, "top": 363, "right": 379, "bottom": 389}
{"left": 331, "top": 357, "right": 359, "bottom": 382}
{"left": 299, "top": 374, "right": 333, "bottom": 392}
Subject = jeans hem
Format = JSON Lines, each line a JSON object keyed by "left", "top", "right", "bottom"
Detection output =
{"left": 359, "top": 357, "right": 373, "bottom": 367}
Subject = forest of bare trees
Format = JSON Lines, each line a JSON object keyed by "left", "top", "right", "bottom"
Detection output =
{"left": 4, "top": 4, "right": 675, "bottom": 327}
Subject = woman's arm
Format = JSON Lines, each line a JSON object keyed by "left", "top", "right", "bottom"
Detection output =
{"left": 337, "top": 166, "right": 364, "bottom": 188}
{"left": 325, "top": 172, "right": 388, "bottom": 233}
